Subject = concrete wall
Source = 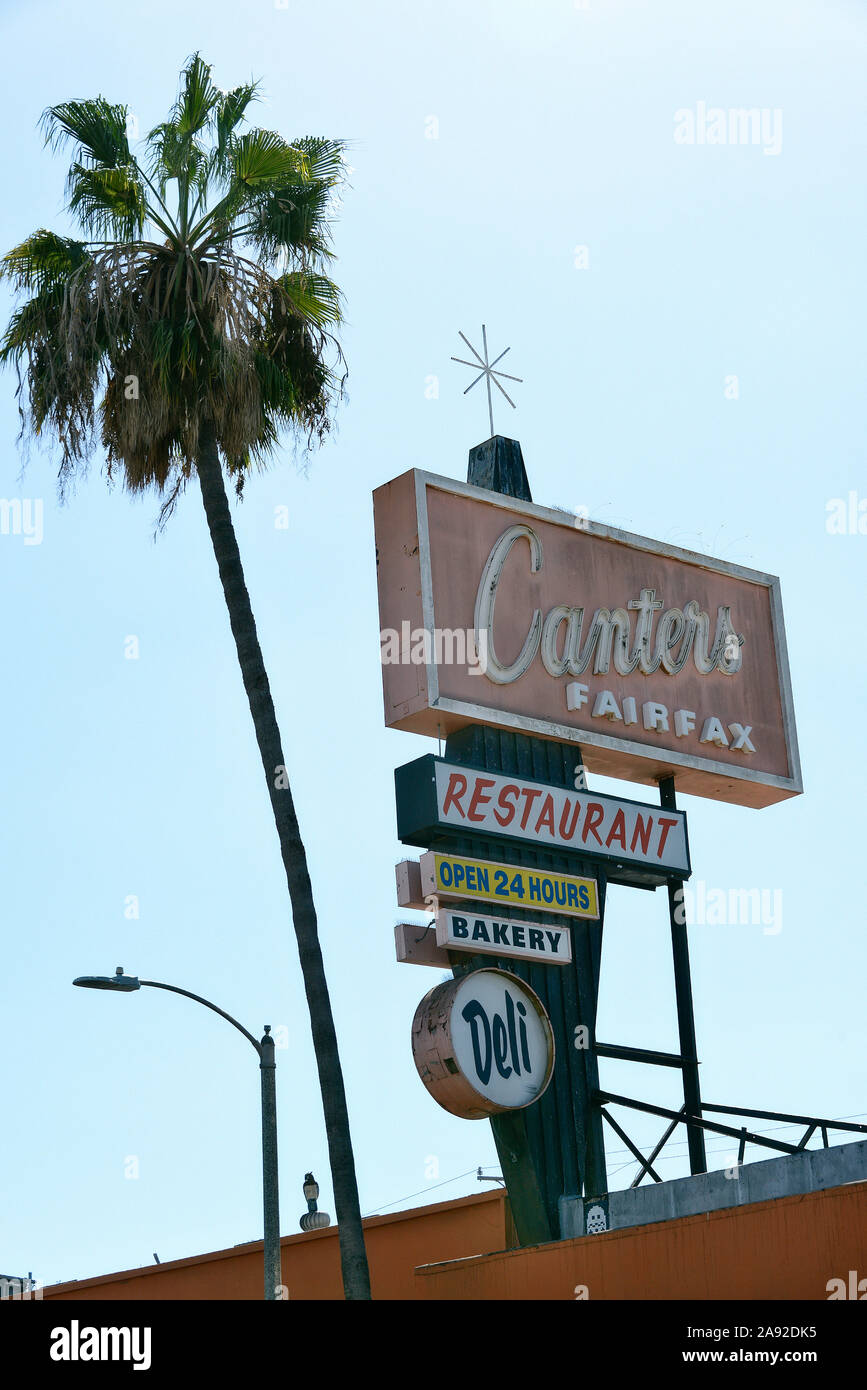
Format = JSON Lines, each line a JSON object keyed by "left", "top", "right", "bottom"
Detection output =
{"left": 559, "top": 1138, "right": 867, "bottom": 1237}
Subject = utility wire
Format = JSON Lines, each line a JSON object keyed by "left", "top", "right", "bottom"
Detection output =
{"left": 363, "top": 1115, "right": 866, "bottom": 1215}
{"left": 364, "top": 1168, "right": 480, "bottom": 1217}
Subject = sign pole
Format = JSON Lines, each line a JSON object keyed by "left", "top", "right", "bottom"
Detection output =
{"left": 577, "top": 890, "right": 608, "bottom": 1199}
{"left": 435, "top": 437, "right": 610, "bottom": 1242}
{"left": 441, "top": 726, "right": 609, "bottom": 1242}
{"left": 659, "top": 775, "right": 707, "bottom": 1175}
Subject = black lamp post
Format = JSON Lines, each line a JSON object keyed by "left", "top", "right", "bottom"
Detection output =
{"left": 73, "top": 967, "right": 282, "bottom": 1301}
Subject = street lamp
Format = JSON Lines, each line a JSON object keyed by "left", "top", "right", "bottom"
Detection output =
{"left": 73, "top": 967, "right": 282, "bottom": 1301}
{"left": 300, "top": 1172, "right": 331, "bottom": 1232}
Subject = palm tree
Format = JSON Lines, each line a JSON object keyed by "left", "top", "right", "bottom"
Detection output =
{"left": 1, "top": 54, "right": 371, "bottom": 1300}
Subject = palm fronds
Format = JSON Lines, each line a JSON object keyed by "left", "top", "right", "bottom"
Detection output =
{"left": 1, "top": 54, "right": 347, "bottom": 500}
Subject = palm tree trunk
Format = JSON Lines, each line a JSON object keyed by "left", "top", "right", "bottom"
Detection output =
{"left": 196, "top": 425, "right": 371, "bottom": 1300}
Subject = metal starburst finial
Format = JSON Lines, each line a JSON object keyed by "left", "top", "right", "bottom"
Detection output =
{"left": 451, "top": 325, "right": 523, "bottom": 438}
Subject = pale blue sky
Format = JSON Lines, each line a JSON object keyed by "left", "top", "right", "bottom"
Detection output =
{"left": 1, "top": 0, "right": 865, "bottom": 1287}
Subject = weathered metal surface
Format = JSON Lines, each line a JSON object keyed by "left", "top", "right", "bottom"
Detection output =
{"left": 394, "top": 921, "right": 450, "bottom": 969}
{"left": 467, "top": 434, "right": 532, "bottom": 501}
{"left": 395, "top": 859, "right": 427, "bottom": 911}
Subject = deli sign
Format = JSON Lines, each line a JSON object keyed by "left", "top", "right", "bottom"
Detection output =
{"left": 373, "top": 471, "right": 802, "bottom": 808}
{"left": 412, "top": 968, "right": 555, "bottom": 1118}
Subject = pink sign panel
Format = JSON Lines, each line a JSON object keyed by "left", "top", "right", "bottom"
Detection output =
{"left": 373, "top": 470, "right": 802, "bottom": 808}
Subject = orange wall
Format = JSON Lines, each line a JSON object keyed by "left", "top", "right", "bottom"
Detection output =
{"left": 416, "top": 1182, "right": 867, "bottom": 1300}
{"left": 44, "top": 1189, "right": 507, "bottom": 1301}
{"left": 43, "top": 1181, "right": 867, "bottom": 1301}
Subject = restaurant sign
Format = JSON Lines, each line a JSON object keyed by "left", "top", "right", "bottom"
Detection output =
{"left": 373, "top": 470, "right": 802, "bottom": 808}
{"left": 396, "top": 755, "right": 690, "bottom": 885}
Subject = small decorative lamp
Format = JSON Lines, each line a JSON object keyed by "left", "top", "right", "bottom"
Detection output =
{"left": 299, "top": 1172, "right": 331, "bottom": 1232}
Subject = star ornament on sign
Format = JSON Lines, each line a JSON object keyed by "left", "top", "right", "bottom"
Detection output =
{"left": 451, "top": 325, "right": 523, "bottom": 439}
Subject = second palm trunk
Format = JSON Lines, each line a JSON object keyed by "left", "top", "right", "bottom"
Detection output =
{"left": 196, "top": 425, "right": 371, "bottom": 1301}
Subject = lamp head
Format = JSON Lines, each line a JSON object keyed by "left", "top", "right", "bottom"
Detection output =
{"left": 73, "top": 967, "right": 141, "bottom": 993}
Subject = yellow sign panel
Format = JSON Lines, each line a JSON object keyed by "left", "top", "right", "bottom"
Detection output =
{"left": 419, "top": 852, "right": 599, "bottom": 920}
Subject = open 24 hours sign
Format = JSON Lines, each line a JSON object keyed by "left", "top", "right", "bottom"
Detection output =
{"left": 419, "top": 851, "right": 599, "bottom": 919}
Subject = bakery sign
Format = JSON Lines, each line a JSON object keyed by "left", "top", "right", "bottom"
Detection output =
{"left": 373, "top": 470, "right": 802, "bottom": 808}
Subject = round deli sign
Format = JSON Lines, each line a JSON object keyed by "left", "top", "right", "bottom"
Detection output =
{"left": 411, "top": 968, "right": 555, "bottom": 1119}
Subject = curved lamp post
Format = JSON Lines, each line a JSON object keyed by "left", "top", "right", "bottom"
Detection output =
{"left": 73, "top": 967, "right": 281, "bottom": 1301}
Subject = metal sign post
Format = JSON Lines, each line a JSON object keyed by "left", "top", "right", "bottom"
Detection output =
{"left": 438, "top": 722, "right": 610, "bottom": 1244}
{"left": 432, "top": 436, "right": 610, "bottom": 1243}
{"left": 659, "top": 774, "right": 707, "bottom": 1175}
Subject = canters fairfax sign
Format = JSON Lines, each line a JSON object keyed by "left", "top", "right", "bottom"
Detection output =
{"left": 412, "top": 968, "right": 555, "bottom": 1118}
{"left": 373, "top": 471, "right": 802, "bottom": 808}
{"left": 396, "top": 755, "right": 690, "bottom": 886}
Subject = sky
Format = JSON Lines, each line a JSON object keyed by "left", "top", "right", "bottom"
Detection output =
{"left": 0, "top": 0, "right": 865, "bottom": 1288}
